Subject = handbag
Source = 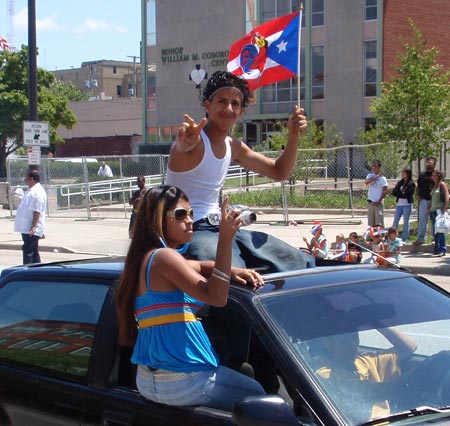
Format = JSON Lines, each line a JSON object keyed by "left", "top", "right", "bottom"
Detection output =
{"left": 435, "top": 211, "right": 450, "bottom": 234}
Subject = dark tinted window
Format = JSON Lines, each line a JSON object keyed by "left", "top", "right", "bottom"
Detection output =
{"left": 0, "top": 280, "right": 108, "bottom": 379}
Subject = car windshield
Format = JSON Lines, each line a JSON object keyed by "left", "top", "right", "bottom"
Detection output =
{"left": 259, "top": 276, "right": 450, "bottom": 425}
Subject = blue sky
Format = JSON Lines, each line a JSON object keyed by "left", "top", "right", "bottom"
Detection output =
{"left": 0, "top": 0, "right": 142, "bottom": 70}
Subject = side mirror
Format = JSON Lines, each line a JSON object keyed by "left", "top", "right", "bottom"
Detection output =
{"left": 232, "top": 395, "right": 302, "bottom": 426}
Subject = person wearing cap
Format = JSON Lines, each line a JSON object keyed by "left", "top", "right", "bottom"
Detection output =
{"left": 166, "top": 70, "right": 314, "bottom": 272}
{"left": 303, "top": 224, "right": 328, "bottom": 259}
{"left": 365, "top": 160, "right": 388, "bottom": 227}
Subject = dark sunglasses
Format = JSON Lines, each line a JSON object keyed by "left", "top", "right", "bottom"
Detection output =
{"left": 167, "top": 208, "right": 194, "bottom": 221}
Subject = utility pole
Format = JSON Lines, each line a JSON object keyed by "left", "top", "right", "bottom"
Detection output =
{"left": 127, "top": 55, "right": 140, "bottom": 98}
{"left": 141, "top": 0, "right": 148, "bottom": 144}
{"left": 28, "top": 0, "right": 37, "bottom": 121}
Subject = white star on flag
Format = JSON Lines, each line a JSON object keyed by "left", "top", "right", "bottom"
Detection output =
{"left": 276, "top": 40, "right": 288, "bottom": 53}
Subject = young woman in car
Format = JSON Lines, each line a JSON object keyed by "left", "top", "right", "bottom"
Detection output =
{"left": 116, "top": 185, "right": 265, "bottom": 411}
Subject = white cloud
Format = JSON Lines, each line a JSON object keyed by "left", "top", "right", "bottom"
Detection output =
{"left": 13, "top": 8, "right": 28, "bottom": 33}
{"left": 38, "top": 15, "right": 60, "bottom": 32}
{"left": 13, "top": 8, "right": 60, "bottom": 33}
{"left": 74, "top": 19, "right": 127, "bottom": 34}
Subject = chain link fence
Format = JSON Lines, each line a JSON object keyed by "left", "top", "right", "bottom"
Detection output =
{"left": 5, "top": 142, "right": 450, "bottom": 221}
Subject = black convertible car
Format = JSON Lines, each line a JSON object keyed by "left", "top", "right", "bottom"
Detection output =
{"left": 0, "top": 259, "right": 450, "bottom": 426}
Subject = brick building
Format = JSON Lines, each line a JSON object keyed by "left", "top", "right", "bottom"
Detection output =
{"left": 56, "top": 98, "right": 142, "bottom": 157}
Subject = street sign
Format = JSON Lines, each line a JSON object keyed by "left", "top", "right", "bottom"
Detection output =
{"left": 28, "top": 146, "right": 41, "bottom": 165}
{"left": 23, "top": 121, "right": 50, "bottom": 147}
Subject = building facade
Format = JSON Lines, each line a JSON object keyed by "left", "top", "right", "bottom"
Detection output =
{"left": 53, "top": 60, "right": 142, "bottom": 100}
{"left": 143, "top": 0, "right": 450, "bottom": 146}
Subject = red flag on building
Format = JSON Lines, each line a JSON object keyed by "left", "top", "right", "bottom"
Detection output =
{"left": 227, "top": 10, "right": 302, "bottom": 91}
{"left": 0, "top": 35, "right": 10, "bottom": 51}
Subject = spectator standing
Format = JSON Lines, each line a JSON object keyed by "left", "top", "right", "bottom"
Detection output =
{"left": 128, "top": 176, "right": 147, "bottom": 239}
{"left": 414, "top": 157, "right": 436, "bottom": 246}
{"left": 392, "top": 167, "right": 416, "bottom": 243}
{"left": 429, "top": 170, "right": 449, "bottom": 257}
{"left": 98, "top": 161, "right": 113, "bottom": 178}
{"left": 13, "top": 169, "right": 47, "bottom": 264}
{"left": 365, "top": 160, "right": 388, "bottom": 227}
{"left": 166, "top": 71, "right": 314, "bottom": 272}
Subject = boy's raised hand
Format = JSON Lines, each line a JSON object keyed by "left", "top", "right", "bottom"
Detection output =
{"left": 175, "top": 114, "right": 207, "bottom": 152}
{"left": 287, "top": 106, "right": 307, "bottom": 137}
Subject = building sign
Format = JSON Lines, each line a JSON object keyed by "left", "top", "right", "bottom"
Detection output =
{"left": 23, "top": 121, "right": 50, "bottom": 147}
{"left": 161, "top": 47, "right": 229, "bottom": 68}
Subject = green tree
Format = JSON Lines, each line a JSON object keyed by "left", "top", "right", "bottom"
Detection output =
{"left": 0, "top": 46, "right": 77, "bottom": 177}
{"left": 370, "top": 19, "right": 450, "bottom": 166}
{"left": 262, "top": 120, "right": 342, "bottom": 185}
{"left": 49, "top": 80, "right": 89, "bottom": 102}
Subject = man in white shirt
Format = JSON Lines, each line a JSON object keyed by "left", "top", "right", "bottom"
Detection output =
{"left": 14, "top": 169, "right": 47, "bottom": 264}
{"left": 365, "top": 160, "right": 388, "bottom": 227}
{"left": 98, "top": 161, "right": 113, "bottom": 177}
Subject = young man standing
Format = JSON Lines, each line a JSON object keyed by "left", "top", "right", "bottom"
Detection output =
{"left": 365, "top": 160, "right": 388, "bottom": 228}
{"left": 414, "top": 157, "right": 436, "bottom": 246}
{"left": 166, "top": 71, "right": 313, "bottom": 272}
{"left": 13, "top": 169, "right": 47, "bottom": 264}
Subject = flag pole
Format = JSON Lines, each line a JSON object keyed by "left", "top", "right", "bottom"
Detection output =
{"left": 297, "top": 3, "right": 303, "bottom": 108}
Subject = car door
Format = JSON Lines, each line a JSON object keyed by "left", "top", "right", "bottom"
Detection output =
{"left": 79, "top": 287, "right": 235, "bottom": 426}
{"left": 0, "top": 275, "right": 109, "bottom": 426}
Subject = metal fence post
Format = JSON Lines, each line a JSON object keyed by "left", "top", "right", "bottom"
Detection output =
{"left": 346, "top": 146, "right": 354, "bottom": 217}
{"left": 281, "top": 180, "right": 289, "bottom": 223}
{"left": 120, "top": 157, "right": 128, "bottom": 219}
{"left": 83, "top": 157, "right": 91, "bottom": 220}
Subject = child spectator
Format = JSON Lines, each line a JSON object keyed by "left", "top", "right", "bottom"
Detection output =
{"left": 346, "top": 232, "right": 363, "bottom": 263}
{"left": 330, "top": 233, "right": 347, "bottom": 261}
{"left": 364, "top": 227, "right": 387, "bottom": 264}
{"left": 303, "top": 224, "right": 328, "bottom": 259}
{"left": 384, "top": 227, "right": 403, "bottom": 264}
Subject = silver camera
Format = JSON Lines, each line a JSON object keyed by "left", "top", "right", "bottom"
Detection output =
{"left": 207, "top": 205, "right": 257, "bottom": 226}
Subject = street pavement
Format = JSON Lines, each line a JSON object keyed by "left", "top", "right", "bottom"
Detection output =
{"left": 1, "top": 208, "right": 449, "bottom": 290}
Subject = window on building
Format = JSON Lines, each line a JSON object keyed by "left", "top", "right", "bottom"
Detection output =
{"left": 364, "top": 40, "right": 377, "bottom": 97}
{"left": 365, "top": 0, "right": 377, "bottom": 21}
{"left": 365, "top": 117, "right": 376, "bottom": 131}
{"left": 246, "top": 0, "right": 258, "bottom": 33}
{"left": 312, "top": 45, "right": 324, "bottom": 99}
{"left": 312, "top": 0, "right": 324, "bottom": 26}
{"left": 113, "top": 66, "right": 117, "bottom": 74}
{"left": 262, "top": 0, "right": 300, "bottom": 21}
{"left": 147, "top": 0, "right": 156, "bottom": 46}
{"left": 300, "top": 0, "right": 324, "bottom": 28}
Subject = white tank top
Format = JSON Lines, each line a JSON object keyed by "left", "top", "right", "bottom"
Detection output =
{"left": 166, "top": 130, "right": 232, "bottom": 221}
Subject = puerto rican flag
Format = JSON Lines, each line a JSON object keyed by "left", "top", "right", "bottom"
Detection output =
{"left": 227, "top": 11, "right": 301, "bottom": 91}
{"left": 0, "top": 34, "right": 10, "bottom": 51}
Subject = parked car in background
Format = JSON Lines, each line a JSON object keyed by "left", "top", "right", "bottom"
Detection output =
{"left": 0, "top": 259, "right": 450, "bottom": 425}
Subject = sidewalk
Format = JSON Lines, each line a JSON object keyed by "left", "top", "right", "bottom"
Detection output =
{"left": 1, "top": 208, "right": 449, "bottom": 279}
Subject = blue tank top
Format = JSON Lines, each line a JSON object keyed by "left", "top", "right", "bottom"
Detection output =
{"left": 130, "top": 249, "right": 219, "bottom": 372}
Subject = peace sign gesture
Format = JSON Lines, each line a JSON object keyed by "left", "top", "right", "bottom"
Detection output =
{"left": 175, "top": 114, "right": 207, "bottom": 153}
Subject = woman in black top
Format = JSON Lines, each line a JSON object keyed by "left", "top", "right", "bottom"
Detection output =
{"left": 392, "top": 168, "right": 416, "bottom": 243}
